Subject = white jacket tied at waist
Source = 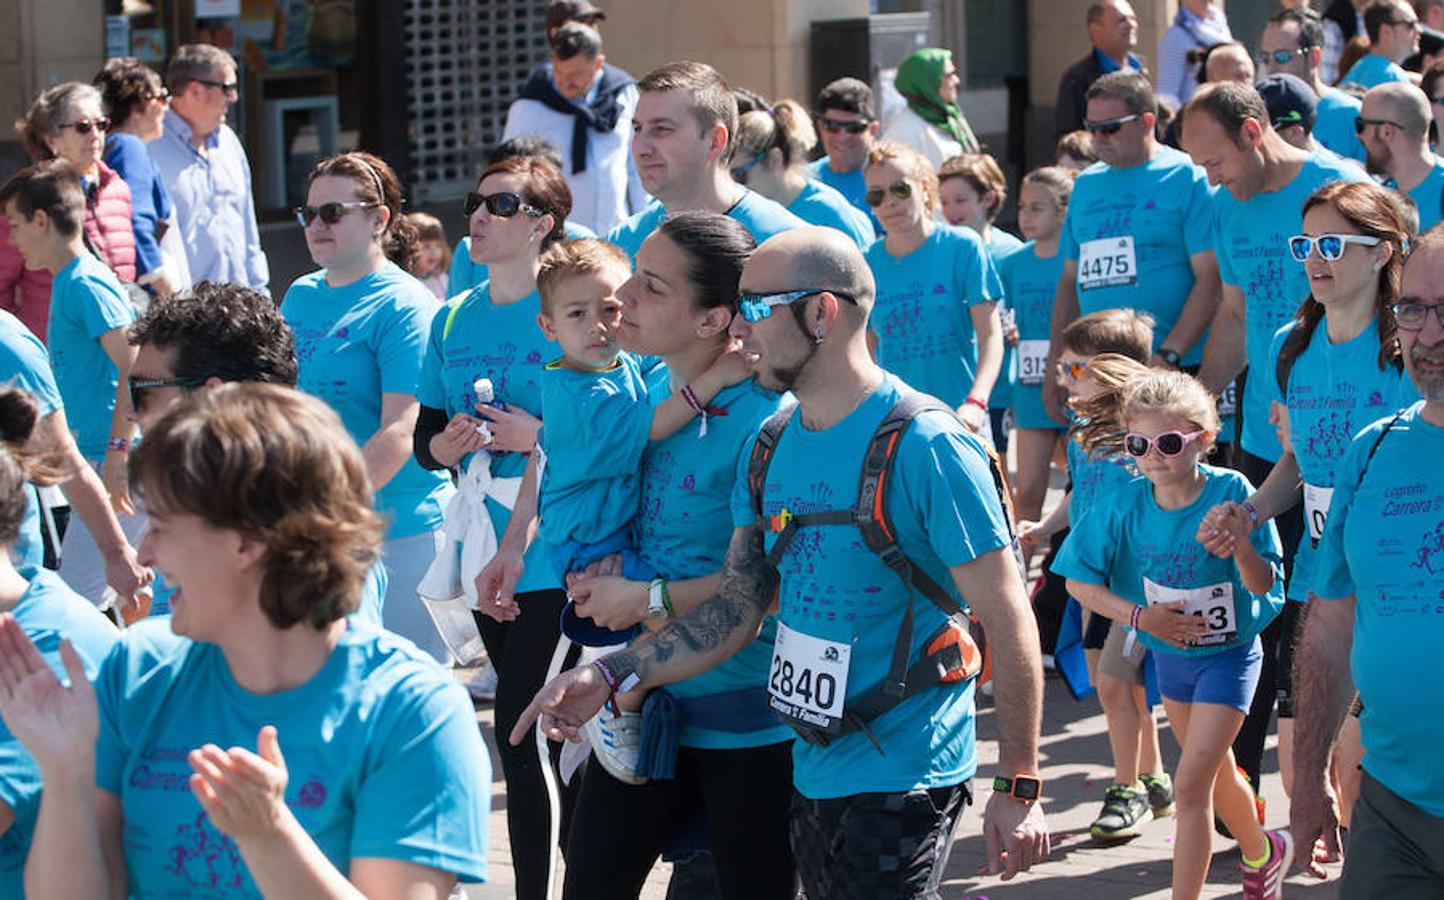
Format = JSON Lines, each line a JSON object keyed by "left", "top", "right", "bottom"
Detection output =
{"left": 417, "top": 452, "right": 524, "bottom": 605}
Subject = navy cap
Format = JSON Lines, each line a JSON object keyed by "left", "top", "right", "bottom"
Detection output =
{"left": 1256, "top": 73, "right": 1317, "bottom": 133}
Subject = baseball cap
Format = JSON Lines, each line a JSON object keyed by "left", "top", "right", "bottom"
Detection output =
{"left": 1256, "top": 73, "right": 1317, "bottom": 133}
{"left": 546, "top": 0, "right": 606, "bottom": 31}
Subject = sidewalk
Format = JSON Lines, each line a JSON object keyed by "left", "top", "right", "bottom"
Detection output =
{"left": 461, "top": 672, "right": 1343, "bottom": 898}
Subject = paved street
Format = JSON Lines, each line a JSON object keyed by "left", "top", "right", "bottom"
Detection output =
{"left": 461, "top": 671, "right": 1343, "bottom": 899}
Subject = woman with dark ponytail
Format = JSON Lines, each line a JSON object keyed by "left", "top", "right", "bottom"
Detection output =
{"left": 1198, "top": 180, "right": 1416, "bottom": 817}
{"left": 0, "top": 386, "right": 119, "bottom": 898}
{"left": 280, "top": 151, "right": 454, "bottom": 663}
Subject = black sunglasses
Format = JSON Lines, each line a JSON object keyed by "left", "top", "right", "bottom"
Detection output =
{"left": 864, "top": 180, "right": 912, "bottom": 207}
{"left": 57, "top": 117, "right": 110, "bottom": 136}
{"left": 294, "top": 201, "right": 380, "bottom": 228}
{"left": 817, "top": 116, "right": 872, "bottom": 134}
{"left": 128, "top": 376, "right": 205, "bottom": 412}
{"left": 194, "top": 78, "right": 239, "bottom": 94}
{"left": 1356, "top": 116, "right": 1404, "bottom": 133}
{"left": 1082, "top": 113, "right": 1141, "bottom": 135}
{"left": 463, "top": 191, "right": 543, "bottom": 218}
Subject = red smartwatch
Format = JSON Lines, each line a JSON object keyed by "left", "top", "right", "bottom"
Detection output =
{"left": 992, "top": 773, "right": 1043, "bottom": 803}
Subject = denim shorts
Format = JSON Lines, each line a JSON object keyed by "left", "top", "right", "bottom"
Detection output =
{"left": 1154, "top": 636, "right": 1263, "bottom": 712}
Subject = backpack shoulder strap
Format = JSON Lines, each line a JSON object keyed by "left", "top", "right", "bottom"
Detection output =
{"left": 1355, "top": 410, "right": 1405, "bottom": 491}
{"left": 747, "top": 398, "right": 799, "bottom": 521}
{"left": 441, "top": 291, "right": 469, "bottom": 343}
{"left": 853, "top": 390, "right": 965, "bottom": 618}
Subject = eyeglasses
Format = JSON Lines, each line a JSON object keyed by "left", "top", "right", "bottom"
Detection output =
{"left": 1258, "top": 48, "right": 1307, "bottom": 65}
{"left": 730, "top": 152, "right": 766, "bottom": 183}
{"left": 1389, "top": 18, "right": 1421, "bottom": 31}
{"left": 1287, "top": 233, "right": 1383, "bottom": 261}
{"left": 294, "top": 201, "right": 380, "bottom": 227}
{"left": 56, "top": 117, "right": 110, "bottom": 136}
{"left": 1056, "top": 360, "right": 1089, "bottom": 380}
{"left": 864, "top": 180, "right": 912, "bottom": 207}
{"left": 128, "top": 376, "right": 205, "bottom": 412}
{"left": 1391, "top": 301, "right": 1444, "bottom": 331}
{"left": 463, "top": 191, "right": 542, "bottom": 218}
{"left": 1082, "top": 113, "right": 1141, "bottom": 135}
{"left": 194, "top": 78, "right": 239, "bottom": 95}
{"left": 1356, "top": 116, "right": 1404, "bottom": 133}
{"left": 817, "top": 116, "right": 872, "bottom": 134}
{"left": 1123, "top": 430, "right": 1207, "bottom": 458}
{"left": 1432, "top": 96, "right": 1444, "bottom": 106}
{"left": 737, "top": 288, "right": 856, "bottom": 323}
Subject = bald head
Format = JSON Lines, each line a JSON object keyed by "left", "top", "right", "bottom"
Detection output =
{"left": 1364, "top": 82, "right": 1432, "bottom": 139}
{"left": 747, "top": 227, "right": 877, "bottom": 323}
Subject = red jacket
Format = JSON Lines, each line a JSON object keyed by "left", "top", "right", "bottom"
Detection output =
{"left": 0, "top": 161, "right": 137, "bottom": 341}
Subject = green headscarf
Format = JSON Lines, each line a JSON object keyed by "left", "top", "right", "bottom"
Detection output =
{"left": 894, "top": 48, "right": 979, "bottom": 154}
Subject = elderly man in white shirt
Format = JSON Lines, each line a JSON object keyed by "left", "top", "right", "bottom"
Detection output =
{"left": 503, "top": 22, "right": 648, "bottom": 235}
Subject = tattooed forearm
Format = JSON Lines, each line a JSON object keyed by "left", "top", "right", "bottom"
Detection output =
{"left": 605, "top": 526, "right": 776, "bottom": 689}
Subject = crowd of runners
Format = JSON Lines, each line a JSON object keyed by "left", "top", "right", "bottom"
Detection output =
{"left": 0, "top": 1, "right": 1440, "bottom": 898}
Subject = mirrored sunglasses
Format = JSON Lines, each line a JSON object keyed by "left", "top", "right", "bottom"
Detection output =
{"left": 1287, "top": 233, "right": 1382, "bottom": 261}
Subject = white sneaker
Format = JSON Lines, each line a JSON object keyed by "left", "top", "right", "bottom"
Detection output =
{"left": 582, "top": 706, "right": 647, "bottom": 785}
{"left": 460, "top": 663, "right": 497, "bottom": 704}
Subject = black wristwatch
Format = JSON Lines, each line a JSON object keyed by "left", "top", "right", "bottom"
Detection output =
{"left": 992, "top": 773, "right": 1043, "bottom": 803}
{"left": 1158, "top": 348, "right": 1182, "bottom": 369}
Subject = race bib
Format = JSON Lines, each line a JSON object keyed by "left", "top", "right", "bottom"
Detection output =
{"left": 1077, "top": 236, "right": 1138, "bottom": 291}
{"left": 1017, "top": 339, "right": 1050, "bottom": 386}
{"left": 1219, "top": 380, "right": 1238, "bottom": 419}
{"left": 1142, "top": 577, "right": 1237, "bottom": 646}
{"left": 1303, "top": 482, "right": 1334, "bottom": 547}
{"left": 768, "top": 622, "right": 850, "bottom": 733}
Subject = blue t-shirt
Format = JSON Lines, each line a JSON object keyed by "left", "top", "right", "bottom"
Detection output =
{"left": 865, "top": 226, "right": 1004, "bottom": 410}
{"left": 605, "top": 191, "right": 805, "bottom": 260}
{"left": 1314, "top": 88, "right": 1366, "bottom": 163}
{"left": 0, "top": 568, "right": 118, "bottom": 899}
{"left": 637, "top": 370, "right": 790, "bottom": 749}
{"left": 416, "top": 284, "right": 559, "bottom": 594}
{"left": 1267, "top": 320, "right": 1417, "bottom": 600}
{"left": 1313, "top": 402, "right": 1444, "bottom": 816}
{"left": 0, "top": 310, "right": 64, "bottom": 568}
{"left": 787, "top": 179, "right": 875, "bottom": 249}
{"left": 999, "top": 242, "right": 1066, "bottom": 431}
{"left": 1053, "top": 464, "right": 1285, "bottom": 657}
{"left": 448, "top": 220, "right": 597, "bottom": 295}
{"left": 46, "top": 254, "right": 135, "bottom": 462}
{"left": 807, "top": 157, "right": 882, "bottom": 232}
{"left": 984, "top": 228, "right": 1025, "bottom": 411}
{"left": 1405, "top": 160, "right": 1444, "bottom": 233}
{"left": 282, "top": 263, "right": 450, "bottom": 540}
{"left": 1065, "top": 430, "right": 1140, "bottom": 527}
{"left": 94, "top": 619, "right": 491, "bottom": 895}
{"left": 536, "top": 354, "right": 652, "bottom": 549}
{"left": 729, "top": 375, "right": 1012, "bottom": 798}
{"left": 1340, "top": 53, "right": 1410, "bottom": 89}
{"left": 1214, "top": 152, "right": 1368, "bottom": 462}
{"left": 1060, "top": 147, "right": 1215, "bottom": 367}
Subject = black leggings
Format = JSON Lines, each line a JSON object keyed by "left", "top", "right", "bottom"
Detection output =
{"left": 1233, "top": 448, "right": 1305, "bottom": 793}
{"left": 563, "top": 741, "right": 798, "bottom": 900}
{"left": 474, "top": 590, "right": 580, "bottom": 900}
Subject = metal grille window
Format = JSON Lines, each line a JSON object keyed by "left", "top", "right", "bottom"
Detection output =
{"left": 404, "top": 0, "right": 548, "bottom": 203}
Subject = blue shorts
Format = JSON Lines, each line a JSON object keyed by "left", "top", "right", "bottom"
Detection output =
{"left": 1154, "top": 637, "right": 1263, "bottom": 713}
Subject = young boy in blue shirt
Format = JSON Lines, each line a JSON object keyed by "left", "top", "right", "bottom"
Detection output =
{"left": 0, "top": 159, "right": 138, "bottom": 607}
{"left": 525, "top": 238, "right": 747, "bottom": 781}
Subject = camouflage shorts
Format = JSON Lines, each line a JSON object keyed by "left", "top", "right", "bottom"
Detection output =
{"left": 790, "top": 783, "right": 970, "bottom": 900}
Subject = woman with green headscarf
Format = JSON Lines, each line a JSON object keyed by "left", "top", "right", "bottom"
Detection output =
{"left": 883, "top": 47, "right": 979, "bottom": 171}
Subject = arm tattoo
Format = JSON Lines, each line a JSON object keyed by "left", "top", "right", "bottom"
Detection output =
{"left": 607, "top": 526, "right": 776, "bottom": 685}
